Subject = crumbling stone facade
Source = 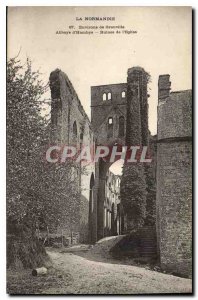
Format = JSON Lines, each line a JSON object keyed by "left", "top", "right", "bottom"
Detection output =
{"left": 156, "top": 75, "right": 192, "bottom": 277}
{"left": 91, "top": 83, "right": 127, "bottom": 240}
{"left": 49, "top": 69, "right": 95, "bottom": 243}
{"left": 91, "top": 69, "right": 156, "bottom": 239}
{"left": 121, "top": 67, "right": 155, "bottom": 231}
{"left": 49, "top": 67, "right": 156, "bottom": 243}
{"left": 49, "top": 66, "right": 192, "bottom": 278}
{"left": 91, "top": 83, "right": 127, "bottom": 145}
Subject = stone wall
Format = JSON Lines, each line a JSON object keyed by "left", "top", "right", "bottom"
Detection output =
{"left": 156, "top": 75, "right": 192, "bottom": 277}
{"left": 91, "top": 83, "right": 127, "bottom": 145}
{"left": 49, "top": 67, "right": 192, "bottom": 273}
{"left": 49, "top": 69, "right": 96, "bottom": 243}
{"left": 91, "top": 83, "right": 127, "bottom": 240}
{"left": 91, "top": 67, "right": 156, "bottom": 240}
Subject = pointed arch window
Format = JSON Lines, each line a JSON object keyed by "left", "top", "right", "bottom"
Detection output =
{"left": 103, "top": 93, "right": 107, "bottom": 101}
{"left": 108, "top": 92, "right": 112, "bottom": 100}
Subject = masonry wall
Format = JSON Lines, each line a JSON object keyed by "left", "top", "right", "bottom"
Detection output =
{"left": 91, "top": 67, "right": 155, "bottom": 240}
{"left": 91, "top": 83, "right": 127, "bottom": 240}
{"left": 145, "top": 134, "right": 157, "bottom": 226}
{"left": 91, "top": 83, "right": 127, "bottom": 145}
{"left": 50, "top": 69, "right": 96, "bottom": 243}
{"left": 156, "top": 75, "right": 192, "bottom": 277}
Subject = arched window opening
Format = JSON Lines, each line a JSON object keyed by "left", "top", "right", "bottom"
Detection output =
{"left": 73, "top": 121, "right": 78, "bottom": 142}
{"left": 104, "top": 161, "right": 124, "bottom": 237}
{"left": 108, "top": 92, "right": 112, "bottom": 100}
{"left": 116, "top": 178, "right": 119, "bottom": 187}
{"left": 104, "top": 207, "right": 107, "bottom": 228}
{"left": 107, "top": 117, "right": 113, "bottom": 138}
{"left": 118, "top": 116, "right": 125, "bottom": 137}
{"left": 108, "top": 210, "right": 111, "bottom": 230}
{"left": 109, "top": 159, "right": 124, "bottom": 176}
{"left": 122, "top": 91, "right": 126, "bottom": 98}
{"left": 103, "top": 93, "right": 107, "bottom": 101}
{"left": 108, "top": 117, "right": 113, "bottom": 124}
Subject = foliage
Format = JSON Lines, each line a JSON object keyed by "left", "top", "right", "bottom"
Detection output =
{"left": 7, "top": 57, "right": 48, "bottom": 223}
{"left": 121, "top": 71, "right": 147, "bottom": 231}
{"left": 144, "top": 163, "right": 156, "bottom": 225}
{"left": 120, "top": 163, "right": 147, "bottom": 231}
{"left": 7, "top": 57, "right": 82, "bottom": 267}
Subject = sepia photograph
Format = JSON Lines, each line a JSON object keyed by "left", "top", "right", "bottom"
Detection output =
{"left": 6, "top": 6, "right": 192, "bottom": 295}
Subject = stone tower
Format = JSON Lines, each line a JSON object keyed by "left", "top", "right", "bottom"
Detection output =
{"left": 120, "top": 67, "right": 150, "bottom": 232}
{"left": 126, "top": 66, "right": 149, "bottom": 146}
{"left": 91, "top": 83, "right": 127, "bottom": 146}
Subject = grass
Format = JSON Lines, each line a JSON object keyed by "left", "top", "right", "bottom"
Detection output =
{"left": 7, "top": 267, "right": 72, "bottom": 295}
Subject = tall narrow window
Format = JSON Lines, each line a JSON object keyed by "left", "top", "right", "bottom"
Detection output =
{"left": 106, "top": 209, "right": 109, "bottom": 228}
{"left": 122, "top": 91, "right": 126, "bottom": 98}
{"left": 109, "top": 211, "right": 111, "bottom": 230}
{"left": 119, "top": 116, "right": 125, "bottom": 137}
{"left": 103, "top": 93, "right": 107, "bottom": 101}
{"left": 108, "top": 92, "right": 112, "bottom": 100}
{"left": 73, "top": 121, "right": 78, "bottom": 142}
{"left": 104, "top": 207, "right": 107, "bottom": 227}
{"left": 107, "top": 117, "right": 113, "bottom": 138}
{"left": 108, "top": 117, "right": 113, "bottom": 124}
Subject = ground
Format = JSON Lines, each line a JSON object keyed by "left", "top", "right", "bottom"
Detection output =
{"left": 43, "top": 250, "right": 192, "bottom": 294}
{"left": 7, "top": 238, "right": 192, "bottom": 295}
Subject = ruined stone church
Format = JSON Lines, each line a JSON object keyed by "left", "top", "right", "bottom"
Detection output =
{"left": 49, "top": 66, "right": 192, "bottom": 277}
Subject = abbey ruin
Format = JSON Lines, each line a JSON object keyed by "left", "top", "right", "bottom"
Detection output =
{"left": 49, "top": 66, "right": 192, "bottom": 277}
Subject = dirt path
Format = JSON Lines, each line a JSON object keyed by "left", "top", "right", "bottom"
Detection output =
{"left": 43, "top": 250, "right": 192, "bottom": 294}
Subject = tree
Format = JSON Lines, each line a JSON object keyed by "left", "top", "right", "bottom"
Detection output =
{"left": 7, "top": 57, "right": 49, "bottom": 267}
{"left": 7, "top": 57, "right": 85, "bottom": 267}
{"left": 7, "top": 57, "right": 48, "bottom": 224}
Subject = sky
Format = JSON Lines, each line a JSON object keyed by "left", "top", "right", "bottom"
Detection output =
{"left": 7, "top": 6, "right": 192, "bottom": 175}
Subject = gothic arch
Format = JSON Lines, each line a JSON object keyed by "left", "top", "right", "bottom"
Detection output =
{"left": 103, "top": 93, "right": 107, "bottom": 101}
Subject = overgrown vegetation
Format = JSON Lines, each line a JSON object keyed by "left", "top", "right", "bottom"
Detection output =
{"left": 7, "top": 57, "right": 81, "bottom": 268}
{"left": 120, "top": 73, "right": 148, "bottom": 232}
